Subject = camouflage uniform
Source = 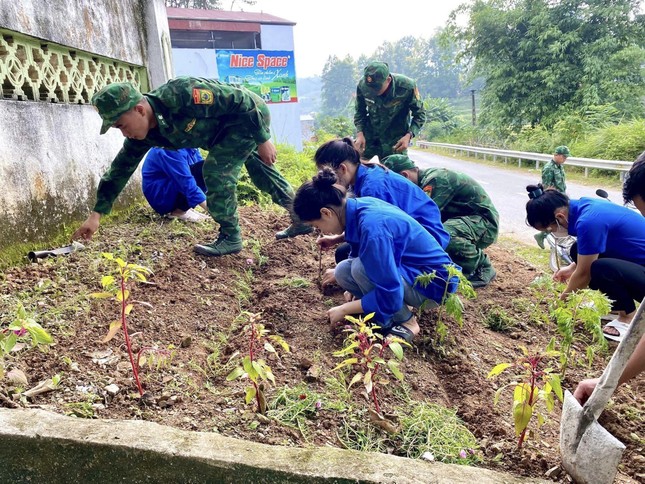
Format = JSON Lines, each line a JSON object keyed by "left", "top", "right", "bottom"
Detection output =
{"left": 418, "top": 168, "right": 499, "bottom": 277}
{"left": 541, "top": 159, "right": 566, "bottom": 192}
{"left": 354, "top": 69, "right": 426, "bottom": 160}
{"left": 93, "top": 77, "right": 294, "bottom": 239}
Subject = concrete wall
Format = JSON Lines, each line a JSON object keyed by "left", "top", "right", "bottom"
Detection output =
{"left": 172, "top": 22, "right": 303, "bottom": 151}
{"left": 0, "top": 0, "right": 171, "bottom": 250}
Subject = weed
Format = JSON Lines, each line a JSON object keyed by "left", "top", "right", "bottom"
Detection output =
{"left": 268, "top": 384, "right": 327, "bottom": 441}
{"left": 337, "top": 413, "right": 388, "bottom": 453}
{"left": 398, "top": 401, "right": 481, "bottom": 464}
{"left": 483, "top": 306, "right": 515, "bottom": 332}
{"left": 279, "top": 277, "right": 311, "bottom": 288}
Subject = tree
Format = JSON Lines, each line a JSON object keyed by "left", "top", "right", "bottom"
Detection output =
{"left": 320, "top": 55, "right": 358, "bottom": 117}
{"left": 448, "top": 0, "right": 645, "bottom": 130}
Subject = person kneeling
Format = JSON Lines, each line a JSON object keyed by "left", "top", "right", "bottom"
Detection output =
{"left": 293, "top": 168, "right": 460, "bottom": 342}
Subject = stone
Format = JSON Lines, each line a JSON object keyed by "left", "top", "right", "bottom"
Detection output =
{"left": 104, "top": 384, "right": 120, "bottom": 396}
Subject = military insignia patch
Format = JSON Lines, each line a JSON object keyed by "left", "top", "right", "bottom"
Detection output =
{"left": 423, "top": 185, "right": 433, "bottom": 196}
{"left": 366, "top": 76, "right": 373, "bottom": 83}
{"left": 192, "top": 88, "right": 214, "bottom": 105}
{"left": 184, "top": 118, "right": 197, "bottom": 132}
{"left": 414, "top": 87, "right": 420, "bottom": 100}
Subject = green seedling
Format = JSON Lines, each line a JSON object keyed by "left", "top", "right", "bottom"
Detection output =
{"left": 416, "top": 264, "right": 476, "bottom": 344}
{"left": 333, "top": 313, "right": 409, "bottom": 415}
{"left": 226, "top": 313, "right": 290, "bottom": 414}
{"left": 488, "top": 343, "right": 563, "bottom": 449}
{"left": 91, "top": 253, "right": 152, "bottom": 397}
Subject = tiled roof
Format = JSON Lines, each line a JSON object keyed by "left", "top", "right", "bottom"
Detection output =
{"left": 166, "top": 7, "right": 295, "bottom": 26}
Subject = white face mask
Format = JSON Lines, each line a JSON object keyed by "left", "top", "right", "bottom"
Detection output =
{"left": 551, "top": 218, "right": 568, "bottom": 238}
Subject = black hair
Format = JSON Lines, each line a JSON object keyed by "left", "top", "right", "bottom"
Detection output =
{"left": 623, "top": 151, "right": 645, "bottom": 204}
{"left": 313, "top": 138, "right": 360, "bottom": 169}
{"left": 525, "top": 183, "right": 570, "bottom": 229}
{"left": 293, "top": 167, "right": 347, "bottom": 222}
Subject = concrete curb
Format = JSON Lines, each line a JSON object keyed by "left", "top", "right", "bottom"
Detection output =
{"left": 0, "top": 408, "right": 544, "bottom": 483}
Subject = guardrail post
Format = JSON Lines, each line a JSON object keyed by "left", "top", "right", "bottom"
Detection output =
{"left": 518, "top": 158, "right": 522, "bottom": 168}
{"left": 535, "top": 160, "right": 539, "bottom": 170}
{"left": 504, "top": 157, "right": 508, "bottom": 164}
{"left": 584, "top": 167, "right": 589, "bottom": 178}
{"left": 493, "top": 155, "right": 497, "bottom": 162}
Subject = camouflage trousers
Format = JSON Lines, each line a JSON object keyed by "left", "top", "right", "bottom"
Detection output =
{"left": 444, "top": 215, "right": 498, "bottom": 275}
{"left": 363, "top": 135, "right": 406, "bottom": 160}
{"left": 203, "top": 136, "right": 294, "bottom": 237}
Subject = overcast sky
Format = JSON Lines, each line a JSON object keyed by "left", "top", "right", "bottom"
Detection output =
{"left": 244, "top": 0, "right": 468, "bottom": 77}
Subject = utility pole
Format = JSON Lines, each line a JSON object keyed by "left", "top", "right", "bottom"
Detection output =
{"left": 470, "top": 89, "right": 477, "bottom": 126}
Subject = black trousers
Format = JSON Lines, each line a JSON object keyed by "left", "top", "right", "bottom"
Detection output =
{"left": 571, "top": 243, "right": 645, "bottom": 313}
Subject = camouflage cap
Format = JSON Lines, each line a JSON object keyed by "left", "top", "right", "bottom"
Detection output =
{"left": 382, "top": 154, "right": 417, "bottom": 173}
{"left": 91, "top": 82, "right": 143, "bottom": 134}
{"left": 554, "top": 145, "right": 571, "bottom": 157}
{"left": 363, "top": 61, "right": 390, "bottom": 91}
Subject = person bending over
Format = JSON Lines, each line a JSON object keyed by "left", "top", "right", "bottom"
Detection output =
{"left": 293, "top": 168, "right": 459, "bottom": 343}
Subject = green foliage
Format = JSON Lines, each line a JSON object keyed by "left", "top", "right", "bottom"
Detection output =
{"left": 550, "top": 289, "right": 611, "bottom": 376}
{"left": 398, "top": 402, "right": 481, "bottom": 464}
{"left": 320, "top": 55, "right": 357, "bottom": 117}
{"left": 91, "top": 252, "right": 153, "bottom": 397}
{"left": 483, "top": 306, "right": 515, "bottom": 332}
{"left": 488, "top": 344, "right": 564, "bottom": 449}
{"left": 314, "top": 115, "right": 355, "bottom": 139}
{"left": 332, "top": 313, "right": 410, "bottom": 415}
{"left": 415, "top": 265, "right": 476, "bottom": 345}
{"left": 226, "top": 313, "right": 290, "bottom": 414}
{"left": 337, "top": 414, "right": 388, "bottom": 453}
{"left": 448, "top": 0, "right": 645, "bottom": 130}
{"left": 420, "top": 97, "right": 460, "bottom": 140}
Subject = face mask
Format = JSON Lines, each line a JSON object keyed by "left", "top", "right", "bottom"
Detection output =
{"left": 551, "top": 218, "right": 568, "bottom": 238}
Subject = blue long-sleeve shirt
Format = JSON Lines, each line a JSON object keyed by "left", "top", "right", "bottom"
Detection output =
{"left": 344, "top": 197, "right": 458, "bottom": 323}
{"left": 352, "top": 164, "right": 450, "bottom": 249}
{"left": 141, "top": 148, "right": 206, "bottom": 215}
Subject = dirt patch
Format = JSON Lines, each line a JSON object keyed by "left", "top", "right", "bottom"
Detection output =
{"left": 1, "top": 205, "right": 643, "bottom": 482}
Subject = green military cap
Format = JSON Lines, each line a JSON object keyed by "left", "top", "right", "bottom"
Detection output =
{"left": 364, "top": 61, "right": 390, "bottom": 91}
{"left": 382, "top": 154, "right": 417, "bottom": 173}
{"left": 554, "top": 145, "right": 571, "bottom": 157}
{"left": 91, "top": 82, "right": 143, "bottom": 134}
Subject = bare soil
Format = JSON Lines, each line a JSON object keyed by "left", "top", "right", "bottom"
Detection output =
{"left": 1, "top": 205, "right": 643, "bottom": 482}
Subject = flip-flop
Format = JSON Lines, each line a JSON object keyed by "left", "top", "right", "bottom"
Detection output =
{"left": 602, "top": 320, "right": 630, "bottom": 342}
{"left": 386, "top": 324, "right": 416, "bottom": 343}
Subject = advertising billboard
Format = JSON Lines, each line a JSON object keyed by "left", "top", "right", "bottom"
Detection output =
{"left": 215, "top": 49, "right": 297, "bottom": 104}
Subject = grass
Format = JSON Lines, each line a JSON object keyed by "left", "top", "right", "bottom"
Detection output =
{"left": 268, "top": 384, "right": 335, "bottom": 441}
{"left": 496, "top": 234, "right": 551, "bottom": 272}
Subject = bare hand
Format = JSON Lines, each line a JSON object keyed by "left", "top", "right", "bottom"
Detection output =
{"left": 573, "top": 378, "right": 599, "bottom": 405}
{"left": 321, "top": 268, "right": 336, "bottom": 287}
{"left": 553, "top": 263, "right": 575, "bottom": 283}
{"left": 317, "top": 234, "right": 341, "bottom": 250}
{"left": 328, "top": 305, "right": 347, "bottom": 325}
{"left": 392, "top": 133, "right": 412, "bottom": 153}
{"left": 354, "top": 132, "right": 366, "bottom": 154}
{"left": 257, "top": 140, "right": 277, "bottom": 166}
{"left": 72, "top": 212, "right": 101, "bottom": 241}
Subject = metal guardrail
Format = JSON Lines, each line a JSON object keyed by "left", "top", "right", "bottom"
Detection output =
{"left": 416, "top": 142, "right": 633, "bottom": 179}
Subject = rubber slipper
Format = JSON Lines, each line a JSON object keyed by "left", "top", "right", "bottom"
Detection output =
{"left": 602, "top": 320, "right": 630, "bottom": 342}
{"left": 386, "top": 324, "right": 416, "bottom": 343}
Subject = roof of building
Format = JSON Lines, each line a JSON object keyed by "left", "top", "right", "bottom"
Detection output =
{"left": 166, "top": 7, "right": 295, "bottom": 26}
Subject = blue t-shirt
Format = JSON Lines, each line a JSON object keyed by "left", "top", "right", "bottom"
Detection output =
{"left": 352, "top": 164, "right": 450, "bottom": 249}
{"left": 142, "top": 148, "right": 206, "bottom": 214}
{"left": 344, "top": 197, "right": 459, "bottom": 323}
{"left": 568, "top": 198, "right": 645, "bottom": 264}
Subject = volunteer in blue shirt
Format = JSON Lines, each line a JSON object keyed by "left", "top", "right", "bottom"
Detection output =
{"left": 313, "top": 138, "right": 449, "bottom": 266}
{"left": 525, "top": 184, "right": 645, "bottom": 340}
{"left": 294, "top": 167, "right": 459, "bottom": 343}
{"left": 142, "top": 148, "right": 209, "bottom": 222}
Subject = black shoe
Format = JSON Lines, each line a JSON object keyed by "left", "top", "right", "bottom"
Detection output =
{"left": 467, "top": 264, "right": 497, "bottom": 288}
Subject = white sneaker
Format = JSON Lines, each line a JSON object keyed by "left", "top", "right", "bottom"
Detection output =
{"left": 169, "top": 209, "right": 209, "bottom": 223}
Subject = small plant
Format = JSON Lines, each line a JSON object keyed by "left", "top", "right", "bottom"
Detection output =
{"left": 415, "top": 265, "right": 476, "bottom": 344}
{"left": 91, "top": 253, "right": 152, "bottom": 397}
{"left": 488, "top": 344, "right": 564, "bottom": 449}
{"left": 247, "top": 238, "right": 269, "bottom": 267}
{"left": 483, "top": 305, "right": 515, "bottom": 332}
{"left": 333, "top": 313, "right": 409, "bottom": 415}
{"left": 268, "top": 384, "right": 331, "bottom": 440}
{"left": 226, "top": 312, "right": 290, "bottom": 414}
{"left": 550, "top": 289, "right": 611, "bottom": 376}
{"left": 137, "top": 345, "right": 176, "bottom": 371}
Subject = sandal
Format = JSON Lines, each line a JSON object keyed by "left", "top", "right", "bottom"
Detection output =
{"left": 602, "top": 320, "right": 630, "bottom": 342}
{"left": 386, "top": 324, "right": 416, "bottom": 344}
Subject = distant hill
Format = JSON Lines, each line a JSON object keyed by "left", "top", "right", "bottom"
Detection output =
{"left": 296, "top": 76, "right": 321, "bottom": 116}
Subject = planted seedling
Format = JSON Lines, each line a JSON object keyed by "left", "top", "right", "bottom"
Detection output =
{"left": 333, "top": 313, "right": 410, "bottom": 415}
{"left": 226, "top": 312, "right": 290, "bottom": 414}
{"left": 488, "top": 343, "right": 563, "bottom": 449}
{"left": 91, "top": 252, "right": 152, "bottom": 397}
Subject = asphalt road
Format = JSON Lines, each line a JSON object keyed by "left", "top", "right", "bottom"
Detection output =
{"left": 408, "top": 148, "right": 625, "bottom": 245}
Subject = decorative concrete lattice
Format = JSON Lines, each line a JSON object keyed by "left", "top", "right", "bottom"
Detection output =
{"left": 0, "top": 29, "right": 149, "bottom": 103}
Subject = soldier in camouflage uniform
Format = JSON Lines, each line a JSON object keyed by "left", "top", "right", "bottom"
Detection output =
{"left": 354, "top": 61, "right": 426, "bottom": 160}
{"left": 534, "top": 145, "right": 570, "bottom": 248}
{"left": 72, "top": 78, "right": 312, "bottom": 256}
{"left": 383, "top": 155, "right": 499, "bottom": 288}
